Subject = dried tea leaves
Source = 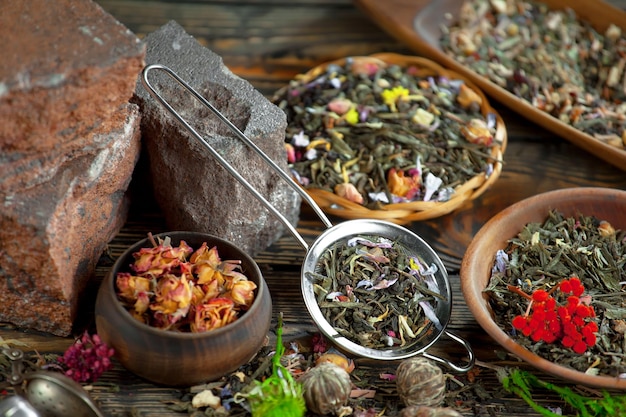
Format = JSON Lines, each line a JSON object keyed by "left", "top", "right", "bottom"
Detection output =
{"left": 272, "top": 58, "right": 501, "bottom": 209}
{"left": 308, "top": 235, "right": 445, "bottom": 350}
{"left": 441, "top": 0, "right": 626, "bottom": 149}
{"left": 486, "top": 210, "right": 626, "bottom": 376}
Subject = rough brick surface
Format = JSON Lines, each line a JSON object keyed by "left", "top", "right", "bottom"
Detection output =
{"left": 133, "top": 21, "right": 301, "bottom": 257}
{"left": 0, "top": 0, "right": 145, "bottom": 335}
{"left": 0, "top": 104, "right": 141, "bottom": 336}
{"left": 0, "top": 0, "right": 145, "bottom": 153}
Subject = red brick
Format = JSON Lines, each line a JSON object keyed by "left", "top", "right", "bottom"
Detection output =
{"left": 0, "top": 104, "right": 141, "bottom": 336}
{"left": 0, "top": 0, "right": 145, "bottom": 153}
{"left": 0, "top": 0, "right": 145, "bottom": 335}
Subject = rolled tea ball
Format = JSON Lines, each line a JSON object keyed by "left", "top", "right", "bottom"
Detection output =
{"left": 400, "top": 405, "right": 463, "bottom": 417}
{"left": 396, "top": 356, "right": 446, "bottom": 407}
{"left": 299, "top": 362, "right": 352, "bottom": 415}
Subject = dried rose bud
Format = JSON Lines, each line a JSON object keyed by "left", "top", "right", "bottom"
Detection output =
{"left": 461, "top": 118, "right": 493, "bottom": 146}
{"left": 334, "top": 183, "right": 364, "bottom": 204}
{"left": 315, "top": 351, "right": 355, "bottom": 373}
{"left": 299, "top": 362, "right": 352, "bottom": 416}
{"left": 349, "top": 57, "right": 384, "bottom": 76}
{"left": 327, "top": 98, "right": 353, "bottom": 115}
{"left": 598, "top": 220, "right": 615, "bottom": 237}
{"left": 396, "top": 357, "right": 446, "bottom": 407}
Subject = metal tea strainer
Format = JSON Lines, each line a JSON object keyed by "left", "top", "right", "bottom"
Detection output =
{"left": 0, "top": 347, "right": 104, "bottom": 417}
{"left": 141, "top": 64, "right": 475, "bottom": 372}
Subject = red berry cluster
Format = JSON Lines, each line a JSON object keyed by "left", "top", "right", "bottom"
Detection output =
{"left": 510, "top": 277, "right": 598, "bottom": 354}
{"left": 58, "top": 331, "right": 115, "bottom": 383}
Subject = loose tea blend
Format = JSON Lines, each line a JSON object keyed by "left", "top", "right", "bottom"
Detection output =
{"left": 441, "top": 0, "right": 626, "bottom": 149}
{"left": 307, "top": 235, "right": 444, "bottom": 350}
{"left": 272, "top": 56, "right": 502, "bottom": 211}
{"left": 485, "top": 210, "right": 626, "bottom": 376}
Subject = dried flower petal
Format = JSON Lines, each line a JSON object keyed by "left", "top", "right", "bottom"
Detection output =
{"left": 461, "top": 118, "right": 493, "bottom": 145}
{"left": 334, "top": 183, "right": 364, "bottom": 204}
{"left": 423, "top": 173, "right": 443, "bottom": 202}
{"left": 387, "top": 168, "right": 420, "bottom": 199}
{"left": 381, "top": 86, "right": 409, "bottom": 112}
{"left": 456, "top": 83, "right": 483, "bottom": 109}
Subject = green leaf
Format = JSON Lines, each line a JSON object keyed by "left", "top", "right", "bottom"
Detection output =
{"left": 499, "top": 368, "right": 626, "bottom": 417}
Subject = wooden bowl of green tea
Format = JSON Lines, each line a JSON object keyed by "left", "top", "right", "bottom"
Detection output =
{"left": 461, "top": 187, "right": 626, "bottom": 389}
{"left": 271, "top": 52, "right": 507, "bottom": 224}
{"left": 95, "top": 231, "right": 272, "bottom": 386}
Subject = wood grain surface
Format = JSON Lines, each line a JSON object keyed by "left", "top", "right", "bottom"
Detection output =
{"left": 1, "top": 1, "right": 626, "bottom": 416}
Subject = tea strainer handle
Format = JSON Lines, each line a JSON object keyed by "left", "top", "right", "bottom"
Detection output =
{"left": 141, "top": 64, "right": 335, "bottom": 251}
{"left": 421, "top": 330, "right": 475, "bottom": 373}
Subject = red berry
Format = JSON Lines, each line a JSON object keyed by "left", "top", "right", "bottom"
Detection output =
{"left": 533, "top": 309, "right": 546, "bottom": 322}
{"left": 569, "top": 277, "right": 584, "bottom": 297}
{"left": 575, "top": 304, "right": 592, "bottom": 318}
{"left": 532, "top": 289, "right": 550, "bottom": 302}
{"left": 531, "top": 329, "right": 544, "bottom": 342}
{"left": 562, "top": 335, "right": 575, "bottom": 348}
{"left": 573, "top": 340, "right": 587, "bottom": 354}
{"left": 585, "top": 333, "right": 597, "bottom": 347}
{"left": 512, "top": 315, "right": 528, "bottom": 330}
{"left": 548, "top": 320, "right": 561, "bottom": 334}
{"left": 543, "top": 332, "right": 558, "bottom": 344}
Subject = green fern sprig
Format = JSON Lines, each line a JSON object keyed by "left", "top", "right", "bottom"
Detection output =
{"left": 245, "top": 313, "right": 306, "bottom": 417}
{"left": 499, "top": 368, "right": 626, "bottom": 417}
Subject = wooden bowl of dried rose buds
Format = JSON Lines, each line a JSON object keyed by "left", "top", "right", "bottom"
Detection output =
{"left": 95, "top": 231, "right": 272, "bottom": 386}
{"left": 461, "top": 187, "right": 626, "bottom": 389}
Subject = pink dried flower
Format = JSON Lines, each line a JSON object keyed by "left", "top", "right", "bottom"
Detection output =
{"left": 311, "top": 333, "right": 329, "bottom": 354}
{"left": 58, "top": 331, "right": 114, "bottom": 383}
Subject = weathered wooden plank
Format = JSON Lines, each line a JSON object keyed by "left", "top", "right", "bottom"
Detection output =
{"left": 97, "top": 0, "right": 412, "bottom": 96}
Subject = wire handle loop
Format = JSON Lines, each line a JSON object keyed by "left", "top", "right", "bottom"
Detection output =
{"left": 141, "top": 64, "right": 335, "bottom": 250}
{"left": 422, "top": 330, "right": 475, "bottom": 373}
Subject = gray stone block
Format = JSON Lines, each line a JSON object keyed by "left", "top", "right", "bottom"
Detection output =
{"left": 134, "top": 21, "right": 301, "bottom": 256}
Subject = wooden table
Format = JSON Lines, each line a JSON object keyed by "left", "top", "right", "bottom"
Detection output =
{"left": 2, "top": 1, "right": 626, "bottom": 416}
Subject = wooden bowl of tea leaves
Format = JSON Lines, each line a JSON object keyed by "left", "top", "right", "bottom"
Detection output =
{"left": 271, "top": 52, "right": 507, "bottom": 224}
{"left": 461, "top": 187, "right": 626, "bottom": 389}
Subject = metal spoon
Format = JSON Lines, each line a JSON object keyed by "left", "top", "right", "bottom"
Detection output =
{"left": 0, "top": 348, "right": 104, "bottom": 417}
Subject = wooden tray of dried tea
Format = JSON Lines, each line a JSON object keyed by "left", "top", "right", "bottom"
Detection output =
{"left": 271, "top": 53, "right": 507, "bottom": 224}
{"left": 353, "top": 0, "right": 626, "bottom": 172}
